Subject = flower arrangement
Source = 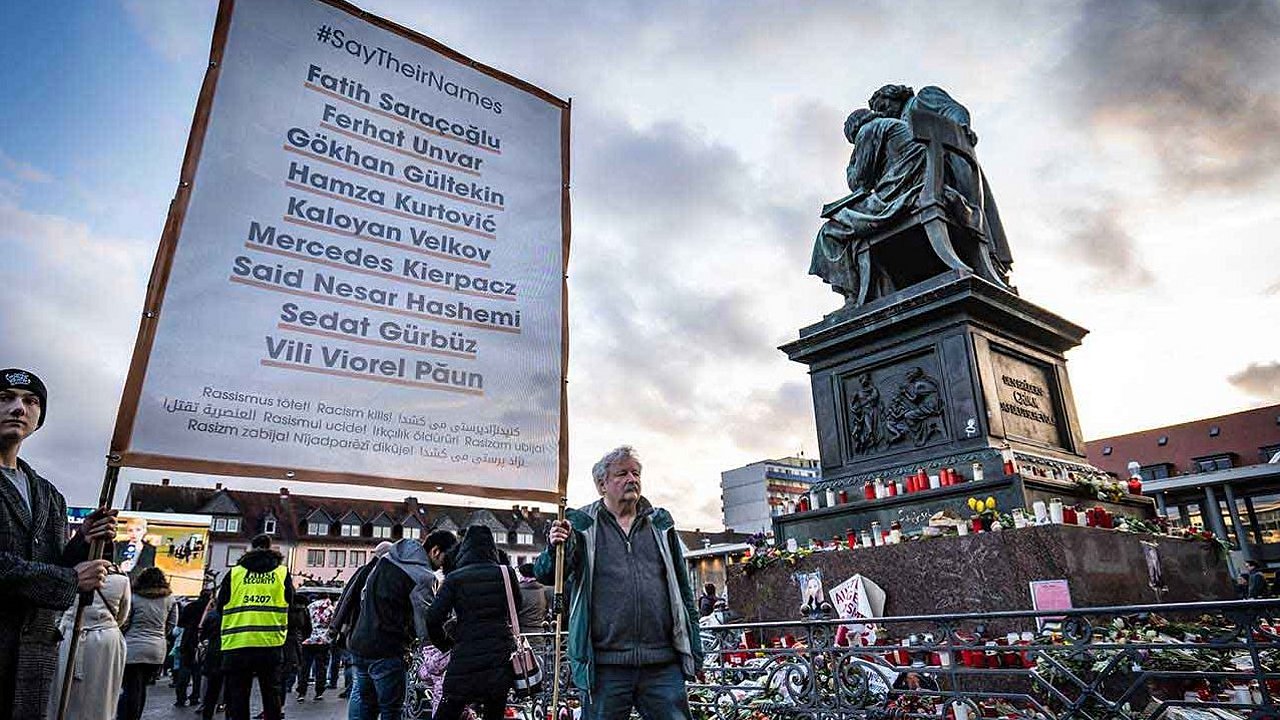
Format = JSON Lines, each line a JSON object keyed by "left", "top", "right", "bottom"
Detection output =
{"left": 1070, "top": 474, "right": 1127, "bottom": 503}
{"left": 967, "top": 495, "right": 998, "bottom": 518}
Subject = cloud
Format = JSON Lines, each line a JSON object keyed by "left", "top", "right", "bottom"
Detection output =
{"left": 0, "top": 150, "right": 52, "bottom": 184}
{"left": 0, "top": 197, "right": 150, "bottom": 505}
{"left": 1057, "top": 203, "right": 1154, "bottom": 287}
{"left": 121, "top": 0, "right": 219, "bottom": 64}
{"left": 1266, "top": 278, "right": 1280, "bottom": 296}
{"left": 1228, "top": 362, "right": 1280, "bottom": 401}
{"left": 1062, "top": 0, "right": 1280, "bottom": 191}
{"left": 726, "top": 382, "right": 816, "bottom": 455}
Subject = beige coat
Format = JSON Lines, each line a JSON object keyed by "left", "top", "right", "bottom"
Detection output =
{"left": 46, "top": 573, "right": 131, "bottom": 720}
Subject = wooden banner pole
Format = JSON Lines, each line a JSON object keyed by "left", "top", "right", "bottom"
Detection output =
{"left": 549, "top": 497, "right": 567, "bottom": 720}
{"left": 56, "top": 460, "right": 121, "bottom": 720}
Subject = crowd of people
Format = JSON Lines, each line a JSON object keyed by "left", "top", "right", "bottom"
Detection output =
{"left": 1, "top": 367, "right": 707, "bottom": 720}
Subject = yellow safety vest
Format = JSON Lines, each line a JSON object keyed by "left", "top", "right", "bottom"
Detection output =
{"left": 221, "top": 564, "right": 288, "bottom": 651}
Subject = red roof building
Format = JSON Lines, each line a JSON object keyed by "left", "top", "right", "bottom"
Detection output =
{"left": 1085, "top": 404, "right": 1280, "bottom": 566}
{"left": 125, "top": 480, "right": 552, "bottom": 585}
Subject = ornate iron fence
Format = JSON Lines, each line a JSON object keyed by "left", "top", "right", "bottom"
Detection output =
{"left": 466, "top": 599, "right": 1279, "bottom": 720}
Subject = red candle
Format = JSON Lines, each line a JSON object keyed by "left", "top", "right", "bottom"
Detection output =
{"left": 798, "top": 496, "right": 810, "bottom": 513}
{"left": 942, "top": 468, "right": 953, "bottom": 485}
{"left": 1127, "top": 477, "right": 1143, "bottom": 495}
{"left": 1002, "top": 450, "right": 1017, "bottom": 476}
{"left": 1063, "top": 507, "right": 1077, "bottom": 525}
{"left": 838, "top": 489, "right": 849, "bottom": 504}
{"left": 887, "top": 482, "right": 898, "bottom": 497}
{"left": 846, "top": 530, "right": 857, "bottom": 548}
{"left": 863, "top": 481, "right": 876, "bottom": 501}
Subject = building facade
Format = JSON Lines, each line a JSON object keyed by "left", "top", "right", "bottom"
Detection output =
{"left": 124, "top": 480, "right": 553, "bottom": 586}
{"left": 1086, "top": 404, "right": 1280, "bottom": 565}
{"left": 721, "top": 455, "right": 819, "bottom": 534}
{"left": 678, "top": 528, "right": 753, "bottom": 601}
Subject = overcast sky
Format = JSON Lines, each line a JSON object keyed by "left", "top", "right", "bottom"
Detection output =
{"left": 2, "top": 0, "right": 1278, "bottom": 530}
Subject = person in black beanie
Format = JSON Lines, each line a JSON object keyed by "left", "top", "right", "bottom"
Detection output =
{"left": 0, "top": 368, "right": 118, "bottom": 720}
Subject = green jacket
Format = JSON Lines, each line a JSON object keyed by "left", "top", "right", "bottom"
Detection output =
{"left": 534, "top": 498, "right": 703, "bottom": 692}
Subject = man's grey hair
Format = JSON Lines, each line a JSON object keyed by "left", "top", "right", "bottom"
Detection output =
{"left": 592, "top": 445, "right": 642, "bottom": 487}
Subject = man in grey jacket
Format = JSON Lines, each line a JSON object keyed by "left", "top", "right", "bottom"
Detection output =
{"left": 536, "top": 446, "right": 702, "bottom": 720}
{"left": 0, "top": 368, "right": 116, "bottom": 720}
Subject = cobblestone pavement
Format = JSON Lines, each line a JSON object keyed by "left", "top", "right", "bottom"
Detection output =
{"left": 141, "top": 685, "right": 349, "bottom": 720}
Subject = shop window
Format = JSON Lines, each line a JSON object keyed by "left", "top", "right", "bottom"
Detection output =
{"left": 1193, "top": 454, "right": 1233, "bottom": 473}
{"left": 1139, "top": 464, "right": 1171, "bottom": 481}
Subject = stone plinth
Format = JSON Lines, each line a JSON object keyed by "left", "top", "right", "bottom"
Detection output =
{"left": 778, "top": 271, "right": 1152, "bottom": 544}
{"left": 774, "top": 471, "right": 1155, "bottom": 546}
{"left": 727, "top": 525, "right": 1232, "bottom": 624}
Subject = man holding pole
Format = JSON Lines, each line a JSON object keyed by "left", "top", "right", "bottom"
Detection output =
{"left": 0, "top": 368, "right": 117, "bottom": 720}
{"left": 535, "top": 445, "right": 702, "bottom": 720}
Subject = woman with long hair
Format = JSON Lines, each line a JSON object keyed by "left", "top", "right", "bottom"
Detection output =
{"left": 424, "top": 525, "right": 521, "bottom": 720}
{"left": 45, "top": 562, "right": 130, "bottom": 720}
{"left": 118, "top": 567, "right": 177, "bottom": 720}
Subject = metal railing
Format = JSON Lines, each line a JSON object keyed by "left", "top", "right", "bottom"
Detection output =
{"left": 407, "top": 599, "right": 1280, "bottom": 719}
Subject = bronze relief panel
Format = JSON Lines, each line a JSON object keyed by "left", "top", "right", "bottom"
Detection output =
{"left": 841, "top": 355, "right": 948, "bottom": 458}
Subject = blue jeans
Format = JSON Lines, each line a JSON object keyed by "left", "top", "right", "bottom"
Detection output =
{"left": 328, "top": 648, "right": 346, "bottom": 688}
{"left": 583, "top": 662, "right": 691, "bottom": 720}
{"left": 347, "top": 654, "right": 405, "bottom": 720}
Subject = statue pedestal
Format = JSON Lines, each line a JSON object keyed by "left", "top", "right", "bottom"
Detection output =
{"left": 778, "top": 271, "right": 1153, "bottom": 543}
{"left": 726, "top": 525, "right": 1232, "bottom": 625}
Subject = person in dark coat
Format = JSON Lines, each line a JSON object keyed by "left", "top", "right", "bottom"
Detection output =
{"left": 328, "top": 541, "right": 393, "bottom": 701}
{"left": 175, "top": 591, "right": 211, "bottom": 706}
{"left": 346, "top": 538, "right": 432, "bottom": 720}
{"left": 197, "top": 605, "right": 224, "bottom": 720}
{"left": 425, "top": 525, "right": 521, "bottom": 720}
{"left": 279, "top": 595, "right": 311, "bottom": 711}
{"left": 1245, "top": 560, "right": 1268, "bottom": 599}
{"left": 0, "top": 369, "right": 116, "bottom": 720}
{"left": 698, "top": 583, "right": 720, "bottom": 618}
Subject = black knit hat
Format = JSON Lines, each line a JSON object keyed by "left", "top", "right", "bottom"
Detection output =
{"left": 1, "top": 368, "right": 47, "bottom": 428}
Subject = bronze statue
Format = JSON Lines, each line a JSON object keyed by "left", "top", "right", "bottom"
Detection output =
{"left": 810, "top": 84, "right": 1013, "bottom": 308}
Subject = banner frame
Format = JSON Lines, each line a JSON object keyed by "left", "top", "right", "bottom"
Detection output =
{"left": 108, "top": 0, "right": 571, "bottom": 505}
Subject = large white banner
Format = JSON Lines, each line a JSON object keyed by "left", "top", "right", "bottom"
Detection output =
{"left": 116, "top": 0, "right": 567, "bottom": 500}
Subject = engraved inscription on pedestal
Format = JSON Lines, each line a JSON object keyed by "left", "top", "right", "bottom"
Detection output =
{"left": 842, "top": 359, "right": 947, "bottom": 458}
{"left": 990, "top": 348, "right": 1064, "bottom": 448}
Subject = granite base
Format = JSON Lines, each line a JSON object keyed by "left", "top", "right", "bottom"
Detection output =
{"left": 727, "top": 525, "right": 1233, "bottom": 623}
